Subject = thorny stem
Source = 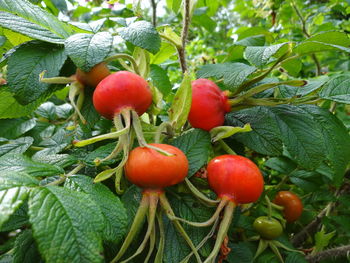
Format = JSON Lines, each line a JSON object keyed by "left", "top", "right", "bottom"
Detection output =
{"left": 305, "top": 245, "right": 350, "bottom": 263}
{"left": 104, "top": 54, "right": 140, "bottom": 75}
{"left": 168, "top": 198, "right": 227, "bottom": 227}
{"left": 120, "top": 192, "right": 158, "bottom": 263}
{"left": 46, "top": 163, "right": 85, "bottom": 186}
{"left": 185, "top": 178, "right": 220, "bottom": 206}
{"left": 159, "top": 193, "right": 203, "bottom": 263}
{"left": 110, "top": 194, "right": 150, "bottom": 263}
{"left": 204, "top": 201, "right": 236, "bottom": 263}
{"left": 179, "top": 0, "right": 191, "bottom": 73}
{"left": 150, "top": 0, "right": 157, "bottom": 27}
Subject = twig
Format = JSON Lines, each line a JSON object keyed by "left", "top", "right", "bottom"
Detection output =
{"left": 46, "top": 163, "right": 85, "bottom": 186}
{"left": 150, "top": 0, "right": 157, "bottom": 27}
{"left": 306, "top": 245, "right": 350, "bottom": 263}
{"left": 291, "top": 0, "right": 321, "bottom": 76}
{"left": 179, "top": 0, "right": 191, "bottom": 73}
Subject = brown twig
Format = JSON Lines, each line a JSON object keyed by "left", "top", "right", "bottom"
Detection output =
{"left": 179, "top": 0, "right": 191, "bottom": 73}
{"left": 306, "top": 245, "right": 350, "bottom": 263}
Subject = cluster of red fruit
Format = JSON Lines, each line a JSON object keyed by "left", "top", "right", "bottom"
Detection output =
{"left": 75, "top": 64, "right": 302, "bottom": 262}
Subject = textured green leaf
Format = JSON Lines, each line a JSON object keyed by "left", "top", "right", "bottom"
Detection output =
{"left": 285, "top": 252, "right": 307, "bottom": 263}
{"left": 280, "top": 58, "right": 302, "bottom": 77}
{"left": 37, "top": 128, "right": 72, "bottom": 155}
{"left": 32, "top": 152, "right": 77, "bottom": 169}
{"left": 197, "top": 63, "right": 256, "bottom": 91}
{"left": 0, "top": 0, "right": 73, "bottom": 44}
{"left": 314, "top": 229, "right": 335, "bottom": 253}
{"left": 289, "top": 170, "right": 321, "bottom": 191}
{"left": 65, "top": 175, "right": 128, "bottom": 243}
{"left": 0, "top": 137, "right": 33, "bottom": 157}
{"left": 65, "top": 32, "right": 113, "bottom": 71}
{"left": 13, "top": 230, "right": 42, "bottom": 263}
{"left": 226, "top": 105, "right": 327, "bottom": 170}
{"left": 227, "top": 242, "right": 254, "bottom": 263}
{"left": 150, "top": 64, "right": 172, "bottom": 97}
{"left": 0, "top": 153, "right": 63, "bottom": 177}
{"left": 299, "top": 105, "right": 350, "bottom": 185}
{"left": 264, "top": 157, "right": 297, "bottom": 174}
{"left": 235, "top": 35, "right": 266, "bottom": 46}
{"left": 117, "top": 21, "right": 161, "bottom": 54}
{"left": 150, "top": 42, "right": 176, "bottom": 64}
{"left": 0, "top": 203, "right": 28, "bottom": 232}
{"left": 28, "top": 186, "right": 104, "bottom": 263}
{"left": 172, "top": 129, "right": 212, "bottom": 177}
{"left": 319, "top": 74, "right": 350, "bottom": 103}
{"left": 7, "top": 41, "right": 67, "bottom": 105}
{"left": 0, "top": 171, "right": 38, "bottom": 228}
{"left": 121, "top": 185, "right": 142, "bottom": 221}
{"left": 168, "top": 73, "right": 192, "bottom": 131}
{"left": 294, "top": 31, "right": 350, "bottom": 55}
{"left": 0, "top": 87, "right": 48, "bottom": 119}
{"left": 0, "top": 118, "right": 36, "bottom": 139}
{"left": 244, "top": 43, "right": 289, "bottom": 67}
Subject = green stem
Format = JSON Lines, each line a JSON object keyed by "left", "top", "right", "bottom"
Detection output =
{"left": 144, "top": 220, "right": 156, "bottom": 263}
{"left": 269, "top": 242, "right": 284, "bottom": 263}
{"left": 204, "top": 201, "right": 235, "bottom": 263}
{"left": 160, "top": 193, "right": 203, "bottom": 263}
{"left": 265, "top": 195, "right": 272, "bottom": 220}
{"left": 253, "top": 239, "right": 268, "bottom": 260}
{"left": 104, "top": 54, "right": 140, "bottom": 75}
{"left": 46, "top": 163, "right": 85, "bottom": 186}
{"left": 271, "top": 203, "right": 284, "bottom": 211}
{"left": 120, "top": 192, "right": 158, "bottom": 263}
{"left": 154, "top": 211, "right": 165, "bottom": 263}
{"left": 218, "top": 140, "right": 236, "bottom": 155}
{"left": 185, "top": 178, "right": 220, "bottom": 206}
{"left": 69, "top": 82, "right": 87, "bottom": 124}
{"left": 110, "top": 194, "right": 150, "bottom": 263}
{"left": 39, "top": 70, "right": 75, "bottom": 84}
{"left": 168, "top": 198, "right": 227, "bottom": 227}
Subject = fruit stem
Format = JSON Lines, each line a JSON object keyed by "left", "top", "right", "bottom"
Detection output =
{"left": 39, "top": 70, "right": 75, "bottom": 84}
{"left": 218, "top": 140, "right": 236, "bottom": 155}
{"left": 203, "top": 201, "right": 236, "bottom": 263}
{"left": 168, "top": 198, "right": 227, "bottom": 227}
{"left": 68, "top": 82, "right": 87, "bottom": 124}
{"left": 159, "top": 193, "right": 203, "bottom": 263}
{"left": 110, "top": 194, "right": 150, "bottom": 263}
{"left": 104, "top": 54, "right": 140, "bottom": 75}
{"left": 120, "top": 192, "right": 159, "bottom": 263}
{"left": 265, "top": 195, "right": 273, "bottom": 220}
{"left": 154, "top": 211, "right": 165, "bottom": 263}
{"left": 131, "top": 110, "right": 173, "bottom": 156}
{"left": 271, "top": 203, "right": 284, "bottom": 211}
{"left": 185, "top": 178, "right": 220, "bottom": 206}
{"left": 144, "top": 221, "right": 156, "bottom": 263}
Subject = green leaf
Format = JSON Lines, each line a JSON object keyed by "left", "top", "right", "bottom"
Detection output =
{"left": 0, "top": 118, "right": 36, "bottom": 139}
{"left": 117, "top": 21, "right": 161, "bottom": 54}
{"left": 294, "top": 31, "right": 350, "bottom": 55}
{"left": 0, "top": 171, "right": 38, "bottom": 228}
{"left": 150, "top": 42, "right": 176, "bottom": 64}
{"left": 289, "top": 170, "right": 322, "bottom": 191}
{"left": 237, "top": 27, "right": 274, "bottom": 43}
{"left": 197, "top": 63, "right": 256, "bottom": 91}
{"left": 65, "top": 32, "right": 113, "bottom": 71}
{"left": 235, "top": 35, "right": 266, "bottom": 46}
{"left": 0, "top": 153, "right": 63, "bottom": 177}
{"left": 0, "top": 87, "right": 47, "bottom": 119}
{"left": 264, "top": 157, "right": 297, "bottom": 175}
{"left": 210, "top": 124, "right": 252, "bottom": 142}
{"left": 319, "top": 74, "right": 350, "bottom": 103}
{"left": 164, "top": 194, "right": 214, "bottom": 262}
{"left": 227, "top": 242, "right": 254, "bottom": 263}
{"left": 168, "top": 72, "right": 192, "bottom": 131}
{"left": 285, "top": 252, "right": 307, "bottom": 263}
{"left": 299, "top": 105, "right": 350, "bottom": 185}
{"left": 226, "top": 105, "right": 327, "bottom": 170}
{"left": 314, "top": 229, "right": 335, "bottom": 253}
{"left": 0, "top": 0, "right": 73, "bottom": 44}
{"left": 7, "top": 41, "right": 67, "bottom": 105}
{"left": 0, "top": 203, "right": 28, "bottom": 232}
{"left": 38, "top": 128, "right": 72, "bottom": 154}
{"left": 244, "top": 43, "right": 290, "bottom": 67}
{"left": 150, "top": 64, "right": 172, "bottom": 97}
{"left": 13, "top": 230, "right": 42, "bottom": 263}
{"left": 32, "top": 152, "right": 77, "bottom": 169}
{"left": 65, "top": 175, "right": 128, "bottom": 243}
{"left": 172, "top": 129, "right": 212, "bottom": 177}
{"left": 28, "top": 186, "right": 104, "bottom": 263}
{"left": 0, "top": 137, "right": 33, "bottom": 157}
{"left": 280, "top": 58, "right": 302, "bottom": 77}
{"left": 2, "top": 28, "right": 32, "bottom": 46}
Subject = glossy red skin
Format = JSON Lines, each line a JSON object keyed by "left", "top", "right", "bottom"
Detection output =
{"left": 125, "top": 144, "right": 189, "bottom": 190}
{"left": 188, "top": 79, "right": 231, "bottom": 131}
{"left": 207, "top": 155, "right": 264, "bottom": 204}
{"left": 273, "top": 191, "right": 303, "bottom": 223}
{"left": 75, "top": 62, "right": 110, "bottom": 88}
{"left": 93, "top": 71, "right": 152, "bottom": 119}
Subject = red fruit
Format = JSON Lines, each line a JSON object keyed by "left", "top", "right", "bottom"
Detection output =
{"left": 273, "top": 191, "right": 303, "bottom": 222}
{"left": 93, "top": 71, "right": 152, "bottom": 119}
{"left": 188, "top": 79, "right": 231, "bottom": 131}
{"left": 125, "top": 144, "right": 188, "bottom": 190}
{"left": 75, "top": 62, "right": 110, "bottom": 88}
{"left": 207, "top": 155, "right": 264, "bottom": 204}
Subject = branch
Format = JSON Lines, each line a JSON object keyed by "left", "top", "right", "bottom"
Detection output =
{"left": 306, "top": 245, "right": 350, "bottom": 263}
{"left": 179, "top": 0, "right": 191, "bottom": 73}
{"left": 150, "top": 0, "right": 157, "bottom": 27}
